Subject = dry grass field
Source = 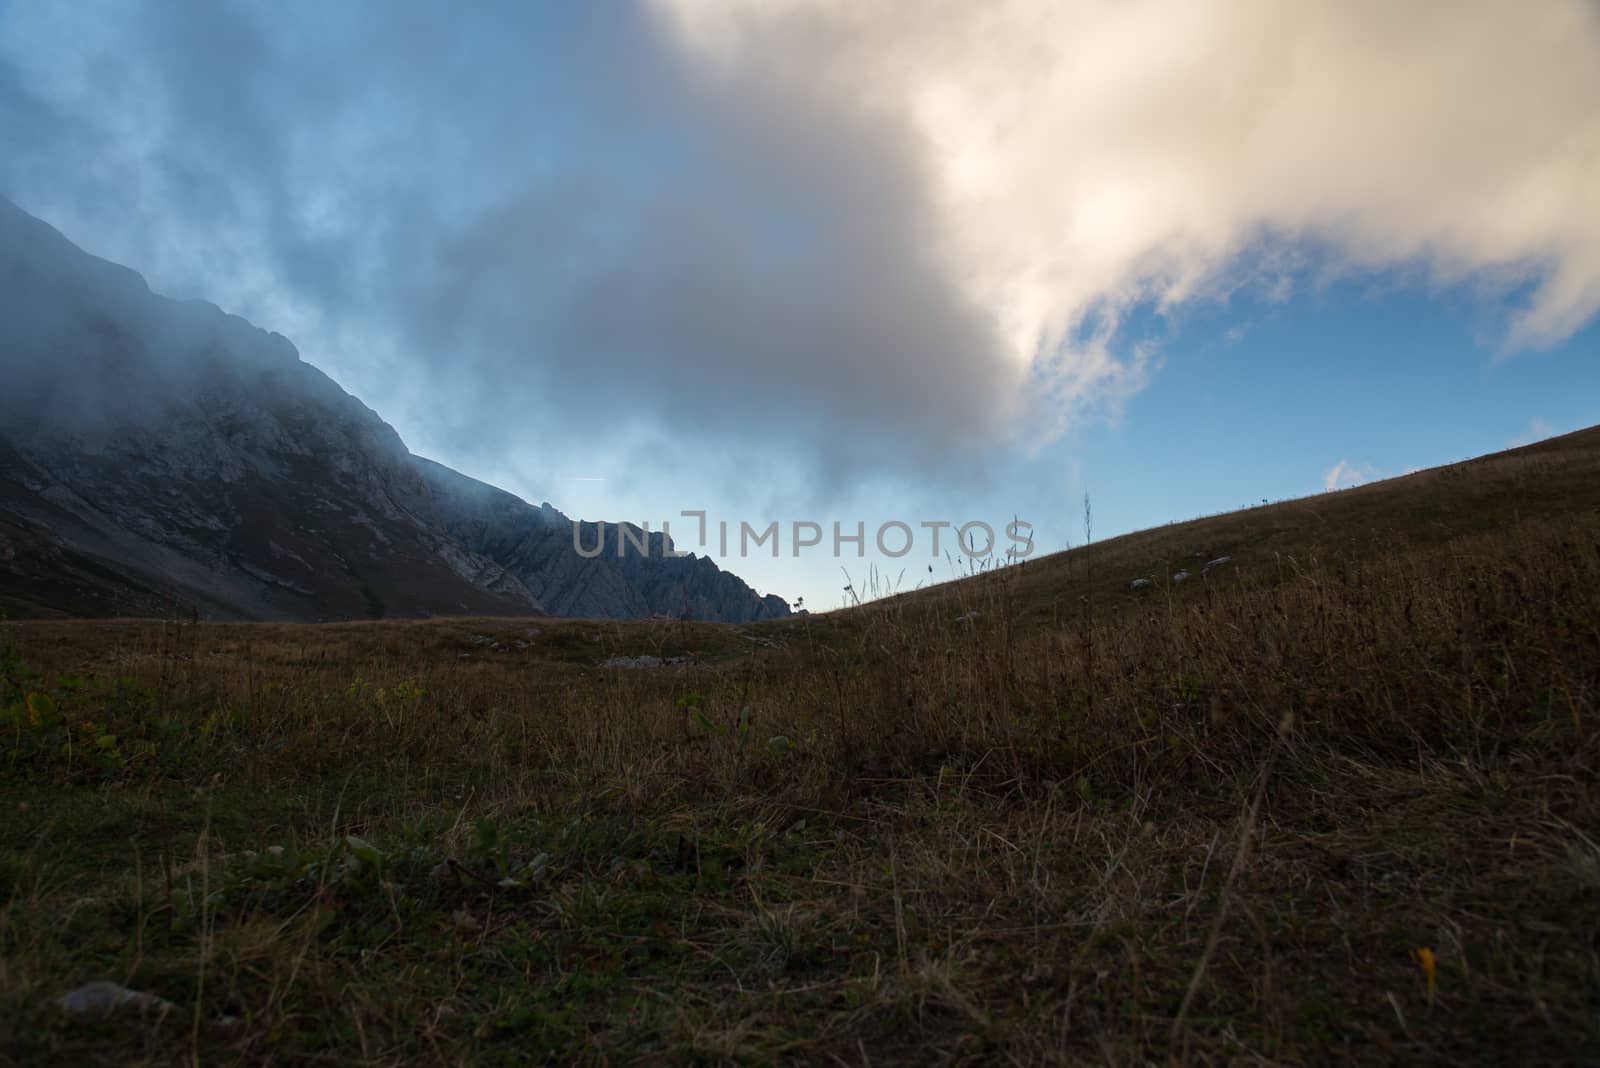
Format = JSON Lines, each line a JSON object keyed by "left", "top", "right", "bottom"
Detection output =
{"left": 3, "top": 427, "right": 1599, "bottom": 1065}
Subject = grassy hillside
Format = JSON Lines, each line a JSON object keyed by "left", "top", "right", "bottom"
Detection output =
{"left": 3, "top": 427, "right": 1599, "bottom": 1064}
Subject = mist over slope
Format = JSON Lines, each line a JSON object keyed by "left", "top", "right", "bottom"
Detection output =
{"left": 0, "top": 197, "right": 788, "bottom": 623}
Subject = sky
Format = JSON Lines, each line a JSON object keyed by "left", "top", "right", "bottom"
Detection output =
{"left": 2, "top": 0, "right": 1597, "bottom": 612}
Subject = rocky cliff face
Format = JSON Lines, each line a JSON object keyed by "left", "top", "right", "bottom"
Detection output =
{"left": 0, "top": 197, "right": 789, "bottom": 623}
{"left": 417, "top": 459, "right": 790, "bottom": 623}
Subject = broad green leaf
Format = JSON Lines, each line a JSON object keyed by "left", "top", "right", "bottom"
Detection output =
{"left": 345, "top": 835, "right": 383, "bottom": 869}
{"left": 25, "top": 692, "right": 58, "bottom": 728}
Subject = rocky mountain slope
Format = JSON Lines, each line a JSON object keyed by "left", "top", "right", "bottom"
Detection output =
{"left": 417, "top": 459, "right": 790, "bottom": 622}
{"left": 0, "top": 197, "right": 788, "bottom": 623}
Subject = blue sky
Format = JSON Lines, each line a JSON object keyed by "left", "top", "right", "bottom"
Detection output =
{"left": 530, "top": 259, "right": 1600, "bottom": 612}
{"left": 696, "top": 270, "right": 1600, "bottom": 612}
{"left": 1040, "top": 273, "right": 1600, "bottom": 552}
{"left": 2, "top": 1, "right": 1596, "bottom": 612}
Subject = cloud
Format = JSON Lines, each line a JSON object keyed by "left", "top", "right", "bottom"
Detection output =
{"left": 1507, "top": 417, "right": 1557, "bottom": 449}
{"left": 1323, "top": 459, "right": 1382, "bottom": 492}
{"left": 2, "top": 1, "right": 1598, "bottom": 490}
{"left": 659, "top": 0, "right": 1600, "bottom": 351}
{"left": 0, "top": 3, "right": 1033, "bottom": 484}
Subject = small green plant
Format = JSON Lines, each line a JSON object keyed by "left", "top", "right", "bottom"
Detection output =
{"left": 691, "top": 704, "right": 768, "bottom": 751}
{"left": 471, "top": 816, "right": 512, "bottom": 878}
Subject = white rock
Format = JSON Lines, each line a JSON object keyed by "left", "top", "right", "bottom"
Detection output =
{"left": 1129, "top": 578, "right": 1153, "bottom": 591}
{"left": 56, "top": 981, "right": 174, "bottom": 1018}
{"left": 599, "top": 654, "right": 689, "bottom": 669}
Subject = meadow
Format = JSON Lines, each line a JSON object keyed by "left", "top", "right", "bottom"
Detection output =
{"left": 3, "top": 428, "right": 1599, "bottom": 1065}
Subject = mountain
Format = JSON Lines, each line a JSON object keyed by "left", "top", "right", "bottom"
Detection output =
{"left": 415, "top": 460, "right": 790, "bottom": 622}
{"left": 0, "top": 197, "right": 789, "bottom": 623}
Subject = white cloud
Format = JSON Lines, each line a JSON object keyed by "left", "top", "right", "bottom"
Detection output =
{"left": 659, "top": 0, "right": 1600, "bottom": 389}
{"left": 1507, "top": 417, "right": 1557, "bottom": 448}
{"left": 1323, "top": 459, "right": 1381, "bottom": 492}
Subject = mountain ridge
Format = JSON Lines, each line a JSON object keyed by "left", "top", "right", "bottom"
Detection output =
{"left": 0, "top": 196, "right": 789, "bottom": 623}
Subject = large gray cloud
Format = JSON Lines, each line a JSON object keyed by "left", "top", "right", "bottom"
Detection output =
{"left": 2, "top": 0, "right": 1597, "bottom": 491}
{"left": 0, "top": 1, "right": 1023, "bottom": 485}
